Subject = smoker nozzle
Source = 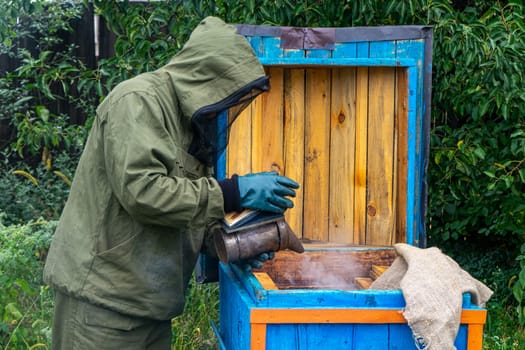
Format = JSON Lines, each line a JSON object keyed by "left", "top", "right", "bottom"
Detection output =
{"left": 214, "top": 218, "right": 304, "bottom": 263}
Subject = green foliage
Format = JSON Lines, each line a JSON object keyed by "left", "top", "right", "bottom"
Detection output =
{"left": 13, "top": 106, "right": 84, "bottom": 158}
{"left": 1, "top": 0, "right": 525, "bottom": 344}
{"left": 0, "top": 217, "right": 219, "bottom": 350}
{"left": 0, "top": 149, "right": 77, "bottom": 225}
{"left": 426, "top": 1, "right": 525, "bottom": 326}
{"left": 0, "top": 0, "right": 94, "bottom": 224}
{"left": 432, "top": 1, "right": 525, "bottom": 124}
{"left": 171, "top": 280, "right": 219, "bottom": 349}
{"left": 0, "top": 220, "right": 55, "bottom": 349}
{"left": 0, "top": 0, "right": 101, "bottom": 158}
{"left": 429, "top": 121, "right": 525, "bottom": 241}
{"left": 484, "top": 303, "right": 525, "bottom": 349}
{"left": 92, "top": 0, "right": 190, "bottom": 85}
{"left": 514, "top": 243, "right": 525, "bottom": 326}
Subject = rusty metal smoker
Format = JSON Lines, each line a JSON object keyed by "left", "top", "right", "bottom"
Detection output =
{"left": 214, "top": 218, "right": 304, "bottom": 263}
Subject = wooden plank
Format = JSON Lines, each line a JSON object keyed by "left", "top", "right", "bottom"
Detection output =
{"left": 305, "top": 48, "right": 332, "bottom": 58}
{"left": 253, "top": 272, "right": 279, "bottom": 290}
{"left": 356, "top": 42, "right": 369, "bottom": 58}
{"left": 264, "top": 324, "right": 355, "bottom": 348}
{"left": 250, "top": 323, "right": 267, "bottom": 350}
{"left": 252, "top": 67, "right": 284, "bottom": 173}
{"left": 371, "top": 265, "right": 389, "bottom": 280}
{"left": 329, "top": 67, "right": 357, "bottom": 244}
{"left": 250, "top": 81, "right": 264, "bottom": 173}
{"left": 388, "top": 324, "right": 417, "bottom": 349}
{"left": 297, "top": 324, "right": 354, "bottom": 348}
{"left": 251, "top": 308, "right": 407, "bottom": 324}
{"left": 405, "top": 66, "right": 419, "bottom": 245}
{"left": 333, "top": 42, "right": 357, "bottom": 58}
{"left": 303, "top": 68, "right": 331, "bottom": 241}
{"left": 263, "top": 36, "right": 283, "bottom": 58}
{"left": 354, "top": 277, "right": 373, "bottom": 290}
{"left": 283, "top": 68, "right": 305, "bottom": 237}
{"left": 467, "top": 324, "right": 485, "bottom": 350}
{"left": 366, "top": 67, "right": 396, "bottom": 246}
{"left": 461, "top": 309, "right": 488, "bottom": 324}
{"left": 246, "top": 36, "right": 264, "bottom": 57}
{"left": 354, "top": 324, "right": 390, "bottom": 348}
{"left": 354, "top": 66, "right": 369, "bottom": 244}
{"left": 395, "top": 68, "right": 409, "bottom": 244}
{"left": 227, "top": 103, "right": 253, "bottom": 176}
{"left": 259, "top": 249, "right": 396, "bottom": 290}
{"left": 396, "top": 40, "right": 427, "bottom": 246}
{"left": 370, "top": 40, "right": 396, "bottom": 62}
{"left": 251, "top": 308, "right": 487, "bottom": 325}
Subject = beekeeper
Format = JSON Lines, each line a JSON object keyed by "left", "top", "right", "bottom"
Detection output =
{"left": 43, "top": 16, "right": 298, "bottom": 349}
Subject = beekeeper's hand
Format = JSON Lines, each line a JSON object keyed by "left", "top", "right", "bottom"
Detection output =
{"left": 217, "top": 171, "right": 299, "bottom": 214}
{"left": 240, "top": 251, "right": 275, "bottom": 272}
{"left": 237, "top": 172, "right": 299, "bottom": 213}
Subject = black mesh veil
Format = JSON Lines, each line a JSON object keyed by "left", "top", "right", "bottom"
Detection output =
{"left": 188, "top": 76, "right": 270, "bottom": 166}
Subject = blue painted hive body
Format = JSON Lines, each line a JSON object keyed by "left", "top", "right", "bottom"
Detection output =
{"left": 214, "top": 24, "right": 487, "bottom": 350}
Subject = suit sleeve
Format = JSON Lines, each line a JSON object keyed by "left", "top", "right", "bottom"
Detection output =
{"left": 102, "top": 92, "right": 225, "bottom": 228}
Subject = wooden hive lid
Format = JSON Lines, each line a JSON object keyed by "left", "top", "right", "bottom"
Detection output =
{"left": 217, "top": 24, "right": 433, "bottom": 248}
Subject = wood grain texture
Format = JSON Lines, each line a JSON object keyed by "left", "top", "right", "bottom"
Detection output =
{"left": 283, "top": 68, "right": 305, "bottom": 237}
{"left": 367, "top": 67, "right": 396, "bottom": 246}
{"left": 252, "top": 67, "right": 284, "bottom": 173}
{"left": 227, "top": 103, "right": 253, "bottom": 176}
{"left": 395, "top": 68, "right": 409, "bottom": 244}
{"left": 256, "top": 248, "right": 396, "bottom": 290}
{"left": 253, "top": 272, "right": 279, "bottom": 290}
{"left": 329, "top": 67, "right": 357, "bottom": 243}
{"left": 303, "top": 68, "right": 331, "bottom": 241}
{"left": 250, "top": 308, "right": 487, "bottom": 324}
{"left": 354, "top": 67, "right": 369, "bottom": 244}
{"left": 227, "top": 67, "right": 405, "bottom": 247}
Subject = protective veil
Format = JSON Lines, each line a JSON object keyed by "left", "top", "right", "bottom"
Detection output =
{"left": 189, "top": 76, "right": 269, "bottom": 165}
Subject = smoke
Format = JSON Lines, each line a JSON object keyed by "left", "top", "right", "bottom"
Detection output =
{"left": 278, "top": 253, "right": 360, "bottom": 290}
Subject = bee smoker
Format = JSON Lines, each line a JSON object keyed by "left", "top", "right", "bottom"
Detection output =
{"left": 214, "top": 218, "right": 304, "bottom": 263}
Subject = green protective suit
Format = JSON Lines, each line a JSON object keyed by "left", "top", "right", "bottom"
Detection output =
{"left": 43, "top": 17, "right": 266, "bottom": 321}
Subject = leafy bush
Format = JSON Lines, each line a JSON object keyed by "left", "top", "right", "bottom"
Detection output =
{"left": 0, "top": 217, "right": 220, "bottom": 350}
{"left": 0, "top": 220, "right": 55, "bottom": 349}
{"left": 0, "top": 146, "right": 79, "bottom": 225}
{"left": 427, "top": 1, "right": 525, "bottom": 325}
{"left": 0, "top": 0, "right": 91, "bottom": 224}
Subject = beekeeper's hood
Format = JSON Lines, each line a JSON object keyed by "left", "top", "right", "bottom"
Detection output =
{"left": 167, "top": 16, "right": 269, "bottom": 166}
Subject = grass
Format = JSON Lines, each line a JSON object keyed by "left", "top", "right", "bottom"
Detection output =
{"left": 171, "top": 280, "right": 219, "bottom": 350}
{"left": 483, "top": 303, "right": 525, "bottom": 349}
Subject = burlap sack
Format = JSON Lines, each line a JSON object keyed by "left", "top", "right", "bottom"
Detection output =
{"left": 370, "top": 243, "right": 493, "bottom": 350}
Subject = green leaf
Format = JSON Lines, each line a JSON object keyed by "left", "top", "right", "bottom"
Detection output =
{"left": 5, "top": 302, "right": 23, "bottom": 320}
{"left": 13, "top": 96, "right": 33, "bottom": 106}
{"left": 504, "top": 175, "right": 514, "bottom": 188}
{"left": 434, "top": 152, "right": 442, "bottom": 165}
{"left": 35, "top": 106, "right": 50, "bottom": 122}
{"left": 483, "top": 170, "right": 496, "bottom": 178}
{"left": 519, "top": 169, "right": 525, "bottom": 183}
{"left": 473, "top": 147, "right": 486, "bottom": 160}
{"left": 513, "top": 283, "right": 523, "bottom": 302}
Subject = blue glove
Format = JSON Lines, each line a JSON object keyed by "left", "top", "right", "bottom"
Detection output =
{"left": 237, "top": 172, "right": 299, "bottom": 213}
{"left": 240, "top": 251, "right": 275, "bottom": 272}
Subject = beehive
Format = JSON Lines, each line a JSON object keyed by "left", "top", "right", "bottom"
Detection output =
{"left": 213, "top": 24, "right": 487, "bottom": 350}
